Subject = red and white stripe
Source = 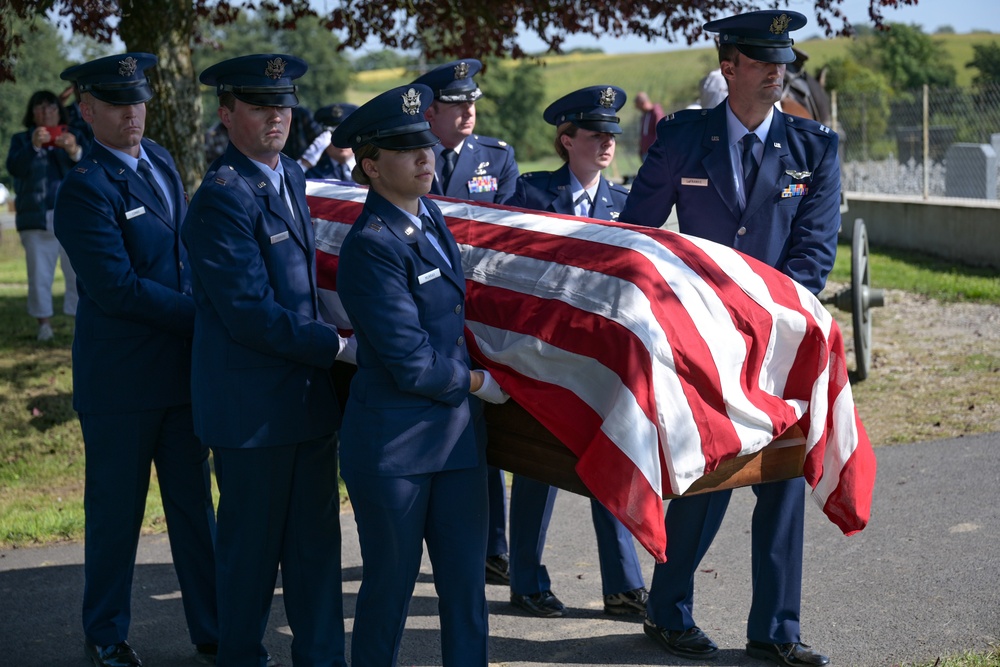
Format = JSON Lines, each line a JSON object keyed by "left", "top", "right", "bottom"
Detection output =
{"left": 307, "top": 181, "right": 876, "bottom": 561}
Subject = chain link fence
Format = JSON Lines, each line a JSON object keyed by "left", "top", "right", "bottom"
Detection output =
{"left": 834, "top": 84, "right": 1000, "bottom": 201}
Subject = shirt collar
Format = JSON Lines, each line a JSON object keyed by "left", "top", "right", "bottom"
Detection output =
{"left": 725, "top": 102, "right": 775, "bottom": 148}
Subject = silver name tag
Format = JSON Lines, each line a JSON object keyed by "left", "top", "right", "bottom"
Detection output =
{"left": 418, "top": 268, "right": 441, "bottom": 284}
{"left": 270, "top": 231, "right": 290, "bottom": 244}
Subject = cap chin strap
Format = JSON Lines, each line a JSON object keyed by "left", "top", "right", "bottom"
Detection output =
{"left": 78, "top": 77, "right": 151, "bottom": 94}
{"left": 357, "top": 121, "right": 432, "bottom": 145}
{"left": 437, "top": 88, "right": 483, "bottom": 103}
{"left": 218, "top": 83, "right": 298, "bottom": 96}
{"left": 721, "top": 34, "right": 795, "bottom": 48}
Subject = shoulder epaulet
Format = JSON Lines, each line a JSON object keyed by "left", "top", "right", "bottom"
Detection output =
{"left": 473, "top": 134, "right": 511, "bottom": 149}
{"left": 518, "top": 171, "right": 548, "bottom": 181}
{"left": 364, "top": 214, "right": 385, "bottom": 233}
{"left": 210, "top": 164, "right": 238, "bottom": 187}
{"left": 782, "top": 113, "right": 835, "bottom": 138}
{"left": 662, "top": 108, "right": 705, "bottom": 125}
{"left": 71, "top": 157, "right": 101, "bottom": 175}
{"left": 607, "top": 180, "right": 630, "bottom": 195}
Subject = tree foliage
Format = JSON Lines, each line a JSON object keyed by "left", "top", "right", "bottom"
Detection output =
{"left": 0, "top": 0, "right": 916, "bottom": 190}
{"left": 851, "top": 21, "right": 956, "bottom": 90}
{"left": 473, "top": 58, "right": 550, "bottom": 162}
{"left": 966, "top": 41, "right": 1000, "bottom": 88}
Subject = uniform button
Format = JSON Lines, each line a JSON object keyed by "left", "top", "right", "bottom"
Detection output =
{"left": 737, "top": 226, "right": 747, "bottom": 236}
{"left": 454, "top": 304, "right": 462, "bottom": 314}
{"left": 456, "top": 335, "right": 465, "bottom": 346}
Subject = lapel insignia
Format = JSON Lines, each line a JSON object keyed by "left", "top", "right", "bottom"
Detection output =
{"left": 117, "top": 168, "right": 125, "bottom": 175}
{"left": 264, "top": 57, "right": 286, "bottom": 79}
{"left": 257, "top": 181, "right": 267, "bottom": 189}
{"left": 401, "top": 87, "right": 421, "bottom": 115}
{"left": 785, "top": 169, "right": 812, "bottom": 179}
{"left": 404, "top": 226, "right": 415, "bottom": 236}
{"left": 118, "top": 56, "right": 138, "bottom": 77}
{"left": 610, "top": 211, "right": 620, "bottom": 220}
{"left": 773, "top": 142, "right": 781, "bottom": 148}
{"left": 711, "top": 135, "right": 720, "bottom": 142}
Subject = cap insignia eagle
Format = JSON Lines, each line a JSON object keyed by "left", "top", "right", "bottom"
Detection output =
{"left": 401, "top": 87, "right": 422, "bottom": 115}
{"left": 599, "top": 87, "right": 616, "bottom": 108}
{"left": 264, "top": 57, "right": 287, "bottom": 80}
{"left": 118, "top": 56, "right": 138, "bottom": 77}
{"left": 454, "top": 62, "right": 470, "bottom": 80}
{"left": 770, "top": 13, "right": 791, "bottom": 35}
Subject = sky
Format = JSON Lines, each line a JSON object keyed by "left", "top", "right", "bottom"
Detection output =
{"left": 511, "top": 0, "right": 999, "bottom": 55}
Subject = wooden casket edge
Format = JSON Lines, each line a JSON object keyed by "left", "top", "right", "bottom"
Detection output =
{"left": 484, "top": 400, "right": 805, "bottom": 499}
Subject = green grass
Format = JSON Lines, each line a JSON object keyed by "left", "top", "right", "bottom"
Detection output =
{"left": 829, "top": 241, "right": 1000, "bottom": 303}
{"left": 905, "top": 648, "right": 1000, "bottom": 667}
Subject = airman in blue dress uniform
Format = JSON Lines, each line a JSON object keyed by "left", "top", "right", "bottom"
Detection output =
{"left": 54, "top": 52, "right": 218, "bottom": 667}
{"left": 332, "top": 83, "right": 509, "bottom": 666}
{"left": 413, "top": 58, "right": 520, "bottom": 204}
{"left": 412, "top": 57, "right": 520, "bottom": 585}
{"left": 621, "top": 11, "right": 839, "bottom": 666}
{"left": 303, "top": 103, "right": 358, "bottom": 182}
{"left": 182, "top": 54, "right": 355, "bottom": 667}
{"left": 505, "top": 85, "right": 648, "bottom": 619}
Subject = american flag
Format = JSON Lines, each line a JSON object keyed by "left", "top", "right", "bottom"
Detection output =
{"left": 307, "top": 180, "right": 876, "bottom": 561}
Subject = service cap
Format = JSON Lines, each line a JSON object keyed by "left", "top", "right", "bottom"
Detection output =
{"left": 412, "top": 59, "right": 483, "bottom": 103}
{"left": 200, "top": 54, "right": 307, "bottom": 107}
{"left": 332, "top": 85, "right": 439, "bottom": 151}
{"left": 703, "top": 10, "right": 807, "bottom": 64}
{"left": 60, "top": 52, "right": 158, "bottom": 105}
{"left": 543, "top": 85, "right": 627, "bottom": 134}
{"left": 314, "top": 103, "right": 358, "bottom": 128}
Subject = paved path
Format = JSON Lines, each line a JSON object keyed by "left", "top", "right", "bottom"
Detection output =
{"left": 2, "top": 433, "right": 998, "bottom": 667}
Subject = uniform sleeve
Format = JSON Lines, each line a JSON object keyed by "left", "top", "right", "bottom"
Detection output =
{"left": 53, "top": 173, "right": 195, "bottom": 337}
{"left": 782, "top": 131, "right": 842, "bottom": 295}
{"left": 495, "top": 144, "right": 520, "bottom": 205}
{"left": 338, "top": 230, "right": 471, "bottom": 407}
{"left": 182, "top": 183, "right": 340, "bottom": 368}
{"left": 620, "top": 123, "right": 678, "bottom": 228}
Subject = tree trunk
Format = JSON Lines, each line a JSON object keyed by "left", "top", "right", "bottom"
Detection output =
{"left": 118, "top": 0, "right": 205, "bottom": 194}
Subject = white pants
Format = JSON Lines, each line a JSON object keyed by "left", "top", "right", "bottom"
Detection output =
{"left": 19, "top": 210, "right": 78, "bottom": 319}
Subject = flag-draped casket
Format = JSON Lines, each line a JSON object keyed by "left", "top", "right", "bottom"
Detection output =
{"left": 307, "top": 180, "right": 876, "bottom": 562}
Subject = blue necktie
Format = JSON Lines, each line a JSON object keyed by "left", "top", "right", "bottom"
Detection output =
{"left": 137, "top": 159, "right": 170, "bottom": 215}
{"left": 440, "top": 149, "right": 457, "bottom": 190}
{"left": 741, "top": 133, "right": 759, "bottom": 197}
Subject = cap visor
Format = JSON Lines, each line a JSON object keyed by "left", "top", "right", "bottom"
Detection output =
{"left": 574, "top": 120, "right": 623, "bottom": 134}
{"left": 371, "top": 129, "right": 440, "bottom": 150}
{"left": 91, "top": 85, "right": 154, "bottom": 105}
{"left": 233, "top": 92, "right": 299, "bottom": 108}
{"left": 737, "top": 44, "right": 796, "bottom": 64}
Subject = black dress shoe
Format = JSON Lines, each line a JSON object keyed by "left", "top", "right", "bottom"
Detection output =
{"left": 195, "top": 643, "right": 217, "bottom": 665}
{"left": 485, "top": 553, "right": 510, "bottom": 585}
{"left": 510, "top": 590, "right": 566, "bottom": 617}
{"left": 84, "top": 641, "right": 142, "bottom": 667}
{"left": 604, "top": 586, "right": 649, "bottom": 615}
{"left": 747, "top": 640, "right": 831, "bottom": 666}
{"left": 643, "top": 619, "right": 718, "bottom": 659}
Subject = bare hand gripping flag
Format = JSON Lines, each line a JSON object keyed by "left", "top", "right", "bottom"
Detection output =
{"left": 307, "top": 181, "right": 876, "bottom": 561}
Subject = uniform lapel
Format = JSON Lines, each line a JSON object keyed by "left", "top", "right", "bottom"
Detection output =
{"left": 549, "top": 165, "right": 576, "bottom": 215}
{"left": 702, "top": 106, "right": 742, "bottom": 222}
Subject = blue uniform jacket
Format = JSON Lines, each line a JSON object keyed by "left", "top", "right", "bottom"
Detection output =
{"left": 620, "top": 104, "right": 841, "bottom": 295}
{"left": 181, "top": 144, "right": 341, "bottom": 449}
{"left": 507, "top": 163, "right": 629, "bottom": 221}
{"left": 429, "top": 134, "right": 519, "bottom": 204}
{"left": 336, "top": 189, "right": 482, "bottom": 476}
{"left": 54, "top": 139, "right": 194, "bottom": 414}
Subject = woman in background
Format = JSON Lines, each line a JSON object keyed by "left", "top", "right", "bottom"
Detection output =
{"left": 505, "top": 85, "right": 649, "bottom": 619}
{"left": 6, "top": 90, "right": 83, "bottom": 341}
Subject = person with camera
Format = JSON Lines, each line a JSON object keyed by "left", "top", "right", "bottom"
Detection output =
{"left": 5, "top": 90, "right": 82, "bottom": 341}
